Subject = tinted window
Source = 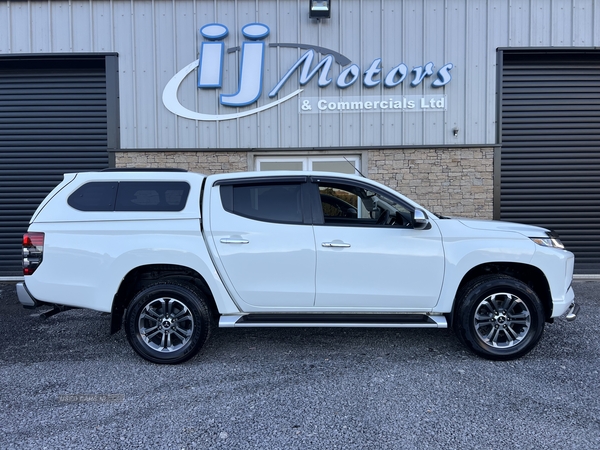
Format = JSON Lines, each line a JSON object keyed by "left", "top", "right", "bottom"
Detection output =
{"left": 315, "top": 180, "right": 413, "bottom": 227}
{"left": 68, "top": 182, "right": 117, "bottom": 211}
{"left": 115, "top": 182, "right": 190, "bottom": 211}
{"left": 221, "top": 183, "right": 303, "bottom": 224}
{"left": 68, "top": 181, "right": 190, "bottom": 212}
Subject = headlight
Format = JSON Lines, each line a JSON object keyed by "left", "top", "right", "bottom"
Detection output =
{"left": 530, "top": 231, "right": 565, "bottom": 249}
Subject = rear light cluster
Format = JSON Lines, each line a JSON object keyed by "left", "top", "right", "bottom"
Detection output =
{"left": 23, "top": 232, "right": 44, "bottom": 276}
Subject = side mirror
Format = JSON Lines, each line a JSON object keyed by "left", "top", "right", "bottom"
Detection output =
{"left": 412, "top": 209, "right": 429, "bottom": 230}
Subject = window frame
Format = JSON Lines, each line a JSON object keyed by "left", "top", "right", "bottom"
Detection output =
{"left": 307, "top": 176, "right": 416, "bottom": 228}
{"left": 217, "top": 177, "right": 312, "bottom": 225}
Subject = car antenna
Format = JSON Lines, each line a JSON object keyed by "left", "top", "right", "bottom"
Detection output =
{"left": 343, "top": 157, "right": 367, "bottom": 178}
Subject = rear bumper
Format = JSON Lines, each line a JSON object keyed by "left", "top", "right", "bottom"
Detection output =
{"left": 16, "top": 282, "right": 41, "bottom": 308}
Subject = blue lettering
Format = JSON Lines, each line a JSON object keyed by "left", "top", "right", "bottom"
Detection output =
{"left": 411, "top": 62, "right": 434, "bottom": 87}
{"left": 384, "top": 63, "right": 408, "bottom": 88}
{"left": 432, "top": 63, "right": 453, "bottom": 87}
{"left": 363, "top": 58, "right": 382, "bottom": 88}
{"left": 337, "top": 64, "right": 360, "bottom": 89}
{"left": 269, "top": 50, "right": 333, "bottom": 98}
{"left": 220, "top": 23, "right": 269, "bottom": 107}
{"left": 197, "top": 24, "right": 228, "bottom": 88}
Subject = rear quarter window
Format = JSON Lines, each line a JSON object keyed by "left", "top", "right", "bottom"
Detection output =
{"left": 68, "top": 181, "right": 190, "bottom": 212}
{"left": 67, "top": 182, "right": 117, "bottom": 211}
{"left": 115, "top": 182, "right": 190, "bottom": 212}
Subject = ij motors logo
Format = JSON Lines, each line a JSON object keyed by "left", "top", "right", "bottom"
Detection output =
{"left": 163, "top": 23, "right": 453, "bottom": 121}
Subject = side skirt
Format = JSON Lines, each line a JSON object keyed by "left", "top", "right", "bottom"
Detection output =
{"left": 219, "top": 313, "right": 447, "bottom": 328}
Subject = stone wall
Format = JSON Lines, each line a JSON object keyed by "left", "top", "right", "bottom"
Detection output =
{"left": 368, "top": 148, "right": 494, "bottom": 219}
{"left": 115, "top": 151, "right": 248, "bottom": 174}
{"left": 115, "top": 147, "right": 494, "bottom": 219}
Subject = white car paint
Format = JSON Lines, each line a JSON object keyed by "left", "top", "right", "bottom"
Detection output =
{"left": 21, "top": 170, "right": 575, "bottom": 322}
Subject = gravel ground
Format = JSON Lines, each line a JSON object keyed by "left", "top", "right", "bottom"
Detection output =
{"left": 0, "top": 282, "right": 598, "bottom": 449}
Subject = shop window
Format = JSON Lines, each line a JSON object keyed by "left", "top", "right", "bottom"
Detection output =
{"left": 255, "top": 155, "right": 360, "bottom": 175}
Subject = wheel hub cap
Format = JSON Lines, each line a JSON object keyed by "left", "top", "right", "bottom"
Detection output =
{"left": 474, "top": 293, "right": 531, "bottom": 348}
{"left": 138, "top": 297, "right": 194, "bottom": 352}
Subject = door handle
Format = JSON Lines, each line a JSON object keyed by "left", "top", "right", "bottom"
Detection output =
{"left": 220, "top": 238, "right": 249, "bottom": 244}
{"left": 322, "top": 242, "right": 351, "bottom": 248}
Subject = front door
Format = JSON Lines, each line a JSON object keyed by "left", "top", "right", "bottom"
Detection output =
{"left": 310, "top": 178, "right": 445, "bottom": 310}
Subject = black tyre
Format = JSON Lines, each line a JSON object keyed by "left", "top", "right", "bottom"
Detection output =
{"left": 125, "top": 282, "right": 213, "bottom": 364}
{"left": 454, "top": 275, "right": 545, "bottom": 360}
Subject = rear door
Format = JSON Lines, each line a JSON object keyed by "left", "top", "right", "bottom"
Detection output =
{"left": 206, "top": 177, "right": 316, "bottom": 310}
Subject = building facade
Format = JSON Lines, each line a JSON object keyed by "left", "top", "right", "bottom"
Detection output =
{"left": 1, "top": 0, "right": 599, "bottom": 276}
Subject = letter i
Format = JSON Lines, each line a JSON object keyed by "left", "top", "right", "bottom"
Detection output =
{"left": 198, "top": 24, "right": 229, "bottom": 88}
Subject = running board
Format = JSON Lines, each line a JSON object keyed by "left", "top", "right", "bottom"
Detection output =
{"left": 219, "top": 313, "right": 447, "bottom": 329}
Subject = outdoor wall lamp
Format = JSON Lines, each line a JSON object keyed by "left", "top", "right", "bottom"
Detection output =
{"left": 309, "top": 0, "right": 331, "bottom": 20}
{"left": 453, "top": 127, "right": 459, "bottom": 137}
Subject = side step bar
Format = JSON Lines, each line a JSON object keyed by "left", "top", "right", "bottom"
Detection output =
{"left": 220, "top": 313, "right": 447, "bottom": 329}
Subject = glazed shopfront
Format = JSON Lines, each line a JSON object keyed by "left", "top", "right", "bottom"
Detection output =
{"left": 1, "top": 0, "right": 599, "bottom": 276}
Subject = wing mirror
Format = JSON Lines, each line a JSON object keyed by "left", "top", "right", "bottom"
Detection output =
{"left": 412, "top": 209, "right": 430, "bottom": 230}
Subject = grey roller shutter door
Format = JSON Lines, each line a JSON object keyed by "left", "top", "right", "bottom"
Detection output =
{"left": 0, "top": 55, "right": 117, "bottom": 278}
{"left": 500, "top": 50, "right": 600, "bottom": 275}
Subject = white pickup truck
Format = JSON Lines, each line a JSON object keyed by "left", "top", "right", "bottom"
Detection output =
{"left": 17, "top": 169, "right": 578, "bottom": 364}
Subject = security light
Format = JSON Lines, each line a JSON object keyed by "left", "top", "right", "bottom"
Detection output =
{"left": 309, "top": 0, "right": 331, "bottom": 19}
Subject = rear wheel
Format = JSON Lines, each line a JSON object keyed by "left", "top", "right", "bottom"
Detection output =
{"left": 125, "top": 282, "right": 212, "bottom": 364}
{"left": 455, "top": 275, "right": 545, "bottom": 360}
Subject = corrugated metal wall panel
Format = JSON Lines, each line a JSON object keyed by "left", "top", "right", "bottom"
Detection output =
{"left": 422, "top": 0, "right": 446, "bottom": 146}
{"left": 0, "top": 56, "right": 112, "bottom": 277}
{"left": 550, "top": 0, "right": 573, "bottom": 46}
{"left": 446, "top": 0, "right": 467, "bottom": 144}
{"left": 500, "top": 50, "right": 600, "bottom": 274}
{"left": 0, "top": 0, "right": 599, "bottom": 150}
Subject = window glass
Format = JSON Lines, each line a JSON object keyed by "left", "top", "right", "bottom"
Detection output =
{"left": 259, "top": 161, "right": 304, "bottom": 171}
{"left": 67, "top": 182, "right": 117, "bottom": 211}
{"left": 115, "top": 182, "right": 190, "bottom": 211}
{"left": 254, "top": 155, "right": 360, "bottom": 174}
{"left": 311, "top": 160, "right": 356, "bottom": 174}
{"left": 316, "top": 181, "right": 412, "bottom": 227}
{"left": 221, "top": 183, "right": 303, "bottom": 224}
{"left": 68, "top": 181, "right": 190, "bottom": 212}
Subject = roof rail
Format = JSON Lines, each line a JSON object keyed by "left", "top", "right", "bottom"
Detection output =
{"left": 101, "top": 168, "right": 188, "bottom": 172}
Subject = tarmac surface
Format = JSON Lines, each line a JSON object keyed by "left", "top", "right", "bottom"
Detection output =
{"left": 0, "top": 281, "right": 598, "bottom": 449}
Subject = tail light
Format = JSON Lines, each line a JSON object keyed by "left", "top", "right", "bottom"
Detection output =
{"left": 23, "top": 232, "right": 44, "bottom": 275}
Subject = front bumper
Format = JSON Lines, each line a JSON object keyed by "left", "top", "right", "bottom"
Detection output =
{"left": 565, "top": 302, "right": 580, "bottom": 322}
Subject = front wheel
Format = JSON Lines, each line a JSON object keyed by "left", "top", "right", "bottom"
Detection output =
{"left": 125, "top": 282, "right": 213, "bottom": 364}
{"left": 454, "top": 275, "right": 545, "bottom": 360}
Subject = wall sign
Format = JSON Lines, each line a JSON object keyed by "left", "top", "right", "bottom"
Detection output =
{"left": 163, "top": 23, "right": 453, "bottom": 122}
{"left": 300, "top": 95, "right": 446, "bottom": 113}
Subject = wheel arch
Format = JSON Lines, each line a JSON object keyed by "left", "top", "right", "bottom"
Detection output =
{"left": 110, "top": 264, "right": 219, "bottom": 334}
{"left": 449, "top": 262, "right": 552, "bottom": 328}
